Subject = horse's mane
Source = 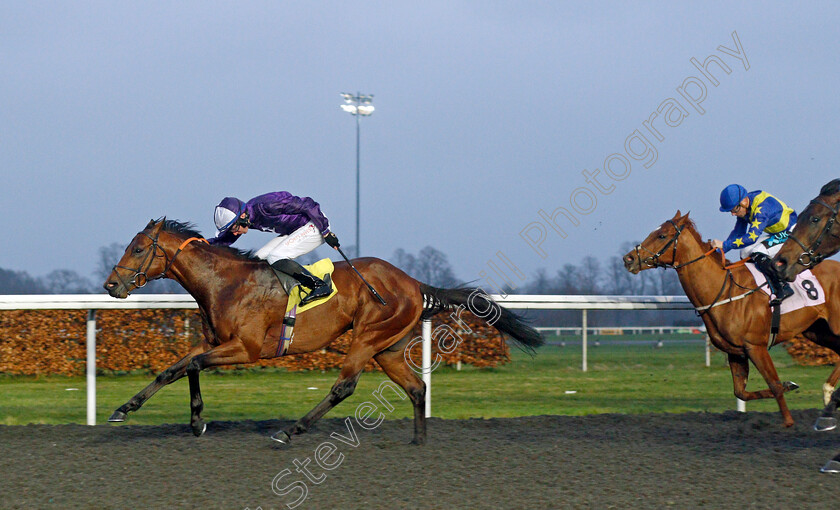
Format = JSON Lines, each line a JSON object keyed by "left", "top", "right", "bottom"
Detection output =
{"left": 158, "top": 219, "right": 263, "bottom": 262}
{"left": 820, "top": 178, "right": 840, "bottom": 196}
{"left": 681, "top": 216, "right": 732, "bottom": 266}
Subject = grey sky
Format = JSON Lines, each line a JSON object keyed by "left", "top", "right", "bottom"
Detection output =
{"left": 2, "top": 2, "right": 838, "bottom": 290}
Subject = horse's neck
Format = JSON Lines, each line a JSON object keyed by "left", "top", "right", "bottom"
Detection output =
{"left": 165, "top": 244, "right": 261, "bottom": 305}
{"left": 672, "top": 234, "right": 729, "bottom": 307}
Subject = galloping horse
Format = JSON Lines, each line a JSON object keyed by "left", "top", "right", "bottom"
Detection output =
{"left": 775, "top": 178, "right": 840, "bottom": 282}
{"left": 774, "top": 179, "right": 840, "bottom": 408}
{"left": 103, "top": 219, "right": 543, "bottom": 444}
{"left": 771, "top": 177, "right": 840, "bottom": 432}
{"left": 623, "top": 211, "right": 840, "bottom": 427}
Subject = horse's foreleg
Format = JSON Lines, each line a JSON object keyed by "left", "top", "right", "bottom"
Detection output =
{"left": 727, "top": 354, "right": 776, "bottom": 401}
{"left": 109, "top": 343, "right": 208, "bottom": 423}
{"left": 744, "top": 345, "right": 796, "bottom": 427}
{"left": 823, "top": 363, "right": 840, "bottom": 406}
{"left": 815, "top": 385, "right": 840, "bottom": 432}
{"left": 184, "top": 340, "right": 255, "bottom": 437}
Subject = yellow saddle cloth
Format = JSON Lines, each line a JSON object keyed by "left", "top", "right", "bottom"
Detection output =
{"left": 275, "top": 258, "right": 339, "bottom": 357}
{"left": 286, "top": 258, "right": 339, "bottom": 314}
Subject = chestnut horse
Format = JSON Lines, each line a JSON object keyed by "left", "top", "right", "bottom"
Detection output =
{"left": 623, "top": 211, "right": 840, "bottom": 428}
{"left": 103, "top": 219, "right": 543, "bottom": 444}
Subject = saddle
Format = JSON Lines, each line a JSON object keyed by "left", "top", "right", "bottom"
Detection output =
{"left": 270, "top": 258, "right": 339, "bottom": 357}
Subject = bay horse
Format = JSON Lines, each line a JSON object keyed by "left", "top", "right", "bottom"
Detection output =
{"left": 623, "top": 211, "right": 840, "bottom": 428}
{"left": 774, "top": 178, "right": 840, "bottom": 282}
{"left": 103, "top": 219, "right": 543, "bottom": 444}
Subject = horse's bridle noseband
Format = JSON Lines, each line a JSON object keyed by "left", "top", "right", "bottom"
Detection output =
{"left": 787, "top": 197, "right": 840, "bottom": 268}
{"left": 633, "top": 219, "right": 684, "bottom": 269}
{"left": 111, "top": 231, "right": 171, "bottom": 292}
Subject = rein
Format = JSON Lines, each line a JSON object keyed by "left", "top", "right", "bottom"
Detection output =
{"left": 633, "top": 220, "right": 720, "bottom": 271}
{"left": 787, "top": 197, "right": 840, "bottom": 267}
{"left": 633, "top": 221, "right": 760, "bottom": 313}
{"left": 112, "top": 233, "right": 208, "bottom": 292}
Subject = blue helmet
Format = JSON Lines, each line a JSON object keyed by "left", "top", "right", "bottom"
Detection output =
{"left": 719, "top": 184, "right": 747, "bottom": 212}
{"left": 214, "top": 197, "right": 246, "bottom": 236}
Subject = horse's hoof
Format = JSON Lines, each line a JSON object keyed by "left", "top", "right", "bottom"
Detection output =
{"left": 820, "top": 459, "right": 840, "bottom": 474}
{"left": 783, "top": 381, "right": 799, "bottom": 391}
{"left": 108, "top": 411, "right": 126, "bottom": 423}
{"left": 813, "top": 416, "right": 837, "bottom": 432}
{"left": 271, "top": 430, "right": 291, "bottom": 444}
{"left": 192, "top": 421, "right": 206, "bottom": 437}
{"left": 409, "top": 438, "right": 426, "bottom": 446}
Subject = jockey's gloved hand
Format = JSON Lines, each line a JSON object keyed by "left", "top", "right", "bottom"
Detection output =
{"left": 324, "top": 232, "right": 340, "bottom": 248}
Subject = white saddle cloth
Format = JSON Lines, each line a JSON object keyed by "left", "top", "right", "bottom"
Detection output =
{"left": 745, "top": 263, "right": 826, "bottom": 314}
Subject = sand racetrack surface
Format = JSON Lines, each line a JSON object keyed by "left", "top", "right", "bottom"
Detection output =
{"left": 1, "top": 409, "right": 838, "bottom": 509}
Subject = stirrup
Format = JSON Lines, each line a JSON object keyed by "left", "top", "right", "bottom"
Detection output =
{"left": 299, "top": 275, "right": 332, "bottom": 306}
{"left": 770, "top": 284, "right": 794, "bottom": 306}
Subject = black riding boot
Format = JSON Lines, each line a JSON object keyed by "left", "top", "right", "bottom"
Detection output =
{"left": 270, "top": 259, "right": 332, "bottom": 305}
{"left": 751, "top": 253, "right": 793, "bottom": 306}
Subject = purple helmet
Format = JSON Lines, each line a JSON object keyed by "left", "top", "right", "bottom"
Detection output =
{"left": 214, "top": 197, "right": 246, "bottom": 236}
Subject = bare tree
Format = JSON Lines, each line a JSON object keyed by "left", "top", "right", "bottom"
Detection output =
{"left": 390, "top": 246, "right": 459, "bottom": 287}
{"left": 577, "top": 255, "right": 602, "bottom": 295}
{"left": 94, "top": 242, "right": 126, "bottom": 282}
{"left": 555, "top": 264, "right": 579, "bottom": 294}
{"left": 605, "top": 255, "right": 634, "bottom": 295}
{"left": 42, "top": 269, "right": 94, "bottom": 294}
{"left": 391, "top": 248, "right": 417, "bottom": 276}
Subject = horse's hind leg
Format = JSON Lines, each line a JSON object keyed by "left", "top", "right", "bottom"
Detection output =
{"left": 272, "top": 318, "right": 421, "bottom": 444}
{"left": 743, "top": 345, "right": 796, "bottom": 427}
{"left": 271, "top": 360, "right": 366, "bottom": 444}
{"left": 374, "top": 342, "right": 426, "bottom": 445}
{"left": 108, "top": 343, "right": 209, "bottom": 422}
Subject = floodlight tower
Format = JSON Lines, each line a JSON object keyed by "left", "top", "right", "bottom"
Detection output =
{"left": 340, "top": 92, "right": 374, "bottom": 257}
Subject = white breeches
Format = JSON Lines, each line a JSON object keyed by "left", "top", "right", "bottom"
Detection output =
{"left": 254, "top": 222, "right": 324, "bottom": 264}
{"left": 738, "top": 229, "right": 792, "bottom": 259}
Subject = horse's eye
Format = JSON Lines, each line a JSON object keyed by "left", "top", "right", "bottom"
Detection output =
{"left": 812, "top": 216, "right": 821, "bottom": 223}
{"left": 658, "top": 234, "right": 666, "bottom": 239}
{"left": 134, "top": 247, "right": 144, "bottom": 254}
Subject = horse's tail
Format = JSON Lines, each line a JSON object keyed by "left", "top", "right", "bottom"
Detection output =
{"left": 418, "top": 283, "right": 544, "bottom": 353}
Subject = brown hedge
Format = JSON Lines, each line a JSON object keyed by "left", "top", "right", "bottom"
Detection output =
{"left": 0, "top": 309, "right": 510, "bottom": 376}
{"left": 784, "top": 334, "right": 840, "bottom": 366}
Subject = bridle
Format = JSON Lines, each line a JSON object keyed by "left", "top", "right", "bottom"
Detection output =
{"left": 632, "top": 219, "right": 684, "bottom": 269}
{"left": 786, "top": 197, "right": 840, "bottom": 268}
{"left": 633, "top": 219, "right": 721, "bottom": 271}
{"left": 111, "top": 230, "right": 207, "bottom": 293}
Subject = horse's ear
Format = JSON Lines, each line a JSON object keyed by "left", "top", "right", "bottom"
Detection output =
{"left": 672, "top": 210, "right": 682, "bottom": 220}
{"left": 149, "top": 217, "right": 165, "bottom": 235}
{"left": 145, "top": 219, "right": 156, "bottom": 229}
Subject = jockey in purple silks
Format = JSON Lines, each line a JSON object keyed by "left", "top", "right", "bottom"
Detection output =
{"left": 208, "top": 192, "right": 341, "bottom": 305}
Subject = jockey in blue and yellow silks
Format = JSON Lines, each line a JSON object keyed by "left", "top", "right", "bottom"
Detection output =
{"left": 712, "top": 184, "right": 797, "bottom": 304}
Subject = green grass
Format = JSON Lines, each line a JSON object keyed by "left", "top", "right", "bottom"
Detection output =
{"left": 0, "top": 337, "right": 834, "bottom": 425}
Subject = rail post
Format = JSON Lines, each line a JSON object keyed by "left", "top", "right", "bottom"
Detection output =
{"left": 582, "top": 309, "right": 588, "bottom": 372}
{"left": 86, "top": 309, "right": 96, "bottom": 426}
{"left": 422, "top": 319, "right": 432, "bottom": 418}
